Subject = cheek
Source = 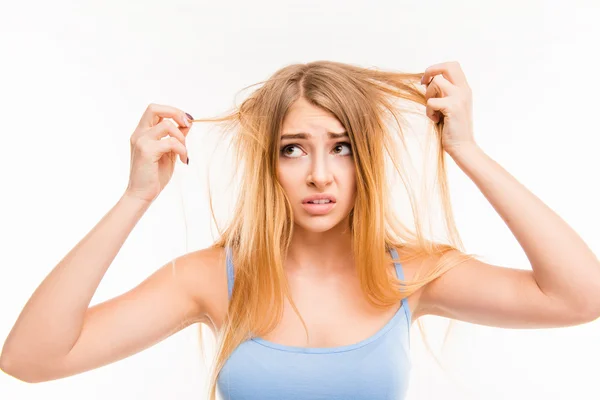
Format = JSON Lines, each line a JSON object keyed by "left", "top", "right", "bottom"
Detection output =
{"left": 276, "top": 163, "right": 297, "bottom": 196}
{"left": 343, "top": 178, "right": 357, "bottom": 209}
{"left": 342, "top": 162, "right": 357, "bottom": 189}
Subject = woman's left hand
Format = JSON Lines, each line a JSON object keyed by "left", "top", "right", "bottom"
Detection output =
{"left": 421, "top": 61, "right": 476, "bottom": 156}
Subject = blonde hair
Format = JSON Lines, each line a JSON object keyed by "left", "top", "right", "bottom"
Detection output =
{"left": 191, "top": 60, "right": 480, "bottom": 399}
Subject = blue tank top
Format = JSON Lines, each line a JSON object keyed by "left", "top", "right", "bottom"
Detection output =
{"left": 217, "top": 246, "right": 412, "bottom": 400}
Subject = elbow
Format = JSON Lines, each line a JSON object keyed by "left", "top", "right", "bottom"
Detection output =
{"left": 1, "top": 353, "right": 27, "bottom": 382}
{"left": 578, "top": 303, "right": 600, "bottom": 324}
{"left": 580, "top": 271, "right": 600, "bottom": 322}
{"left": 569, "top": 295, "right": 600, "bottom": 324}
{"left": 0, "top": 353, "right": 49, "bottom": 384}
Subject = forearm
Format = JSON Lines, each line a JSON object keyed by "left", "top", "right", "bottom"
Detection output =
{"left": 449, "top": 143, "right": 600, "bottom": 312}
{"left": 1, "top": 194, "right": 151, "bottom": 362}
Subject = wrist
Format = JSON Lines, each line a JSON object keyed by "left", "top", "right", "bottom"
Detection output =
{"left": 120, "top": 192, "right": 153, "bottom": 211}
{"left": 445, "top": 141, "right": 483, "bottom": 160}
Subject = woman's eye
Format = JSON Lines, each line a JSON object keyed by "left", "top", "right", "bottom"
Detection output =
{"left": 280, "top": 142, "right": 352, "bottom": 158}
{"left": 281, "top": 144, "right": 303, "bottom": 158}
{"left": 333, "top": 142, "right": 352, "bottom": 156}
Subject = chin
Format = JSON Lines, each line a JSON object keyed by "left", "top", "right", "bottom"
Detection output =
{"left": 295, "top": 221, "right": 337, "bottom": 233}
{"left": 293, "top": 211, "right": 350, "bottom": 234}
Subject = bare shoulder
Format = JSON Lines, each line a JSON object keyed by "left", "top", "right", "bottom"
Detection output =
{"left": 393, "top": 243, "right": 459, "bottom": 278}
{"left": 394, "top": 243, "right": 596, "bottom": 328}
{"left": 3, "top": 246, "right": 230, "bottom": 383}
{"left": 392, "top": 244, "right": 449, "bottom": 320}
{"left": 175, "top": 246, "right": 229, "bottom": 329}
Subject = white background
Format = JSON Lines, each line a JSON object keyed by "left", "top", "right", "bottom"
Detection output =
{"left": 1, "top": 0, "right": 600, "bottom": 399}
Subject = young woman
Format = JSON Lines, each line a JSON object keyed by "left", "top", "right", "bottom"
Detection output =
{"left": 2, "top": 61, "right": 599, "bottom": 400}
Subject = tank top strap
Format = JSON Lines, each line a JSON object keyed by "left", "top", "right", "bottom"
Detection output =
{"left": 388, "top": 247, "right": 405, "bottom": 281}
{"left": 225, "top": 246, "right": 235, "bottom": 299}
{"left": 389, "top": 246, "right": 412, "bottom": 329}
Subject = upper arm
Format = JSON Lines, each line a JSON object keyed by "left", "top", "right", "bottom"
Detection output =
{"left": 415, "top": 250, "right": 593, "bottom": 328}
{"left": 31, "top": 248, "right": 220, "bottom": 382}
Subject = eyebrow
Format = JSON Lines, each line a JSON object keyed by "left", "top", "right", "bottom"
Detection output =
{"left": 280, "top": 132, "right": 349, "bottom": 140}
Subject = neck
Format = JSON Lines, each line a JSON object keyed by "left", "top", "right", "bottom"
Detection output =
{"left": 285, "top": 219, "right": 354, "bottom": 274}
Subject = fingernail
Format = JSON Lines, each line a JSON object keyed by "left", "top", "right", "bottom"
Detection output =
{"left": 179, "top": 113, "right": 189, "bottom": 127}
{"left": 185, "top": 113, "right": 194, "bottom": 121}
{"left": 186, "top": 157, "right": 190, "bottom": 165}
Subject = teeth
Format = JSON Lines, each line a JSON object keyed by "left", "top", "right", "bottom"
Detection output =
{"left": 309, "top": 199, "right": 331, "bottom": 204}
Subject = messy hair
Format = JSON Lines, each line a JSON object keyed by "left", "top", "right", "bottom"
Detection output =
{"left": 190, "top": 60, "right": 479, "bottom": 399}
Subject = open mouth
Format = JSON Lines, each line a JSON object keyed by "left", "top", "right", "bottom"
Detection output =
{"left": 305, "top": 199, "right": 334, "bottom": 204}
{"left": 301, "top": 200, "right": 336, "bottom": 215}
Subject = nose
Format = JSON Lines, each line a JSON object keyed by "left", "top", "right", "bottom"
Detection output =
{"left": 306, "top": 153, "right": 333, "bottom": 189}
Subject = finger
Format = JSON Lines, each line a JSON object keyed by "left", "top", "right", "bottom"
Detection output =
{"left": 155, "top": 137, "right": 188, "bottom": 164}
{"left": 138, "top": 103, "right": 194, "bottom": 129}
{"left": 153, "top": 116, "right": 192, "bottom": 135}
{"left": 421, "top": 61, "right": 467, "bottom": 88}
{"left": 425, "top": 77, "right": 456, "bottom": 124}
{"left": 146, "top": 120, "right": 187, "bottom": 146}
{"left": 425, "top": 75, "right": 457, "bottom": 100}
{"left": 426, "top": 97, "right": 449, "bottom": 124}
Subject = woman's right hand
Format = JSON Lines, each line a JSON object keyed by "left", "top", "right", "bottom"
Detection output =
{"left": 124, "top": 103, "right": 194, "bottom": 204}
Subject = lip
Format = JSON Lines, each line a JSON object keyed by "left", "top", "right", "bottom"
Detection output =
{"left": 301, "top": 194, "right": 337, "bottom": 204}
{"left": 301, "top": 201, "right": 336, "bottom": 215}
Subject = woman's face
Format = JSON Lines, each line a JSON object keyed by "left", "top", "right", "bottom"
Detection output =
{"left": 277, "top": 97, "right": 356, "bottom": 233}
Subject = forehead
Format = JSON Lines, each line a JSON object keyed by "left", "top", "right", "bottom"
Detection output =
{"left": 281, "top": 98, "right": 344, "bottom": 134}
